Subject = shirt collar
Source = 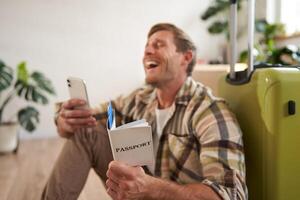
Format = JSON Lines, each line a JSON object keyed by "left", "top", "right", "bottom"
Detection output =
{"left": 174, "top": 77, "right": 200, "bottom": 105}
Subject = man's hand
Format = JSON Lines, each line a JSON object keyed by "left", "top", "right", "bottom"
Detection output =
{"left": 106, "top": 161, "right": 153, "bottom": 200}
{"left": 56, "top": 99, "right": 96, "bottom": 138}
{"left": 105, "top": 161, "right": 221, "bottom": 200}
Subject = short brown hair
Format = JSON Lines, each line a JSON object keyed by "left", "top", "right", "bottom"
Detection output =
{"left": 148, "top": 23, "right": 197, "bottom": 76}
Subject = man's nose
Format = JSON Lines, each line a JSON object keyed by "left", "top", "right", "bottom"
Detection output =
{"left": 144, "top": 45, "right": 155, "bottom": 55}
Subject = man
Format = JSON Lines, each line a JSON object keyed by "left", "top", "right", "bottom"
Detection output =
{"left": 42, "top": 23, "right": 247, "bottom": 200}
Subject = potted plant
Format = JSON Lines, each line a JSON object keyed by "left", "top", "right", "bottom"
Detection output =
{"left": 201, "top": 0, "right": 243, "bottom": 38}
{"left": 0, "top": 59, "right": 55, "bottom": 153}
{"left": 239, "top": 19, "right": 300, "bottom": 65}
{"left": 200, "top": 0, "right": 244, "bottom": 63}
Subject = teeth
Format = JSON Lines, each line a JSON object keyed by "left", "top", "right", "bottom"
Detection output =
{"left": 146, "top": 61, "right": 159, "bottom": 68}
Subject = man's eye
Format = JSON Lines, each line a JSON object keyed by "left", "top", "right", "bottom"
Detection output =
{"left": 155, "top": 42, "right": 164, "bottom": 48}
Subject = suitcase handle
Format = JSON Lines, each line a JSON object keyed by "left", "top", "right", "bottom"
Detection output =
{"left": 229, "top": 0, "right": 255, "bottom": 81}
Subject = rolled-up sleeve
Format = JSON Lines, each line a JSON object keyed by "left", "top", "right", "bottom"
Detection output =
{"left": 194, "top": 102, "right": 247, "bottom": 200}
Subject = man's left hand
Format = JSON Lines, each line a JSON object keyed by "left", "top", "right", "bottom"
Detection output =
{"left": 106, "top": 160, "right": 153, "bottom": 200}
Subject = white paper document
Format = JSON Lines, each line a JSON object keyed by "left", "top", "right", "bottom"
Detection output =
{"left": 107, "top": 119, "right": 154, "bottom": 167}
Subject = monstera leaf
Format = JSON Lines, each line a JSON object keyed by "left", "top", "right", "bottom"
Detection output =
{"left": 208, "top": 21, "right": 228, "bottom": 34}
{"left": 201, "top": 0, "right": 244, "bottom": 42}
{"left": 0, "top": 60, "right": 13, "bottom": 92}
{"left": 18, "top": 106, "right": 39, "bottom": 132}
{"left": 14, "top": 62, "right": 55, "bottom": 105}
{"left": 31, "top": 72, "right": 55, "bottom": 95}
{"left": 201, "top": 0, "right": 230, "bottom": 20}
{"left": 0, "top": 59, "right": 55, "bottom": 132}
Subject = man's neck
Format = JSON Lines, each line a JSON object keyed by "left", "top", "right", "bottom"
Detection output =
{"left": 156, "top": 76, "right": 187, "bottom": 109}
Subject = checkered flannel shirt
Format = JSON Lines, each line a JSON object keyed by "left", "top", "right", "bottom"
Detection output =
{"left": 67, "top": 77, "right": 247, "bottom": 200}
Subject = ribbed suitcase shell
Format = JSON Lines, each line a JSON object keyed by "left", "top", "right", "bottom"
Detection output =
{"left": 219, "top": 67, "right": 300, "bottom": 200}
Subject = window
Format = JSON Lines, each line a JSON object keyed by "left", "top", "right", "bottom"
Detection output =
{"left": 267, "top": 0, "right": 300, "bottom": 34}
{"left": 281, "top": 0, "right": 300, "bottom": 34}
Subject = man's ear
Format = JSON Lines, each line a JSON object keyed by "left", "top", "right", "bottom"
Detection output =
{"left": 181, "top": 50, "right": 193, "bottom": 70}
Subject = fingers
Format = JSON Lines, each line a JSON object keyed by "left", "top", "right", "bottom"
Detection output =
{"left": 106, "top": 180, "right": 128, "bottom": 200}
{"left": 106, "top": 161, "right": 148, "bottom": 200}
{"left": 65, "top": 116, "right": 95, "bottom": 125}
{"left": 60, "top": 109, "right": 93, "bottom": 119}
{"left": 59, "top": 99, "right": 96, "bottom": 127}
{"left": 71, "top": 124, "right": 98, "bottom": 130}
{"left": 62, "top": 99, "right": 87, "bottom": 109}
{"left": 56, "top": 99, "right": 97, "bottom": 137}
{"left": 106, "top": 165, "right": 123, "bottom": 184}
{"left": 107, "top": 187, "right": 127, "bottom": 200}
{"left": 60, "top": 110, "right": 96, "bottom": 126}
{"left": 107, "top": 187, "right": 118, "bottom": 200}
{"left": 106, "top": 161, "right": 131, "bottom": 199}
{"left": 106, "top": 179, "right": 120, "bottom": 193}
{"left": 108, "top": 161, "right": 137, "bottom": 179}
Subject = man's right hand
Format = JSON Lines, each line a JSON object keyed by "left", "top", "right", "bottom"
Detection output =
{"left": 56, "top": 99, "right": 97, "bottom": 138}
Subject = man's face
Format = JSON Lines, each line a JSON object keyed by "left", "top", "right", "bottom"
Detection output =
{"left": 143, "top": 30, "right": 187, "bottom": 86}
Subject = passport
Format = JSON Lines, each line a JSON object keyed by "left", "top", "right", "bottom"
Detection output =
{"left": 107, "top": 103, "right": 154, "bottom": 167}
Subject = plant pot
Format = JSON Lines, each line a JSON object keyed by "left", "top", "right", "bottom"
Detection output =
{"left": 0, "top": 122, "right": 19, "bottom": 153}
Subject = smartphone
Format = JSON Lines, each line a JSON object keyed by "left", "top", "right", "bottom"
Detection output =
{"left": 67, "top": 76, "right": 90, "bottom": 109}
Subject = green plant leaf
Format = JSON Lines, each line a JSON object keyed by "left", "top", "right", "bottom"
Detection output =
{"left": 241, "top": 19, "right": 289, "bottom": 65}
{"left": 200, "top": 0, "right": 243, "bottom": 42}
{"left": 17, "top": 61, "right": 29, "bottom": 84}
{"left": 0, "top": 60, "right": 13, "bottom": 92}
{"left": 239, "top": 50, "right": 248, "bottom": 63}
{"left": 267, "top": 39, "right": 275, "bottom": 51}
{"left": 15, "top": 80, "right": 27, "bottom": 97}
{"left": 255, "top": 19, "right": 268, "bottom": 33}
{"left": 18, "top": 106, "right": 39, "bottom": 132}
{"left": 15, "top": 80, "right": 49, "bottom": 105}
{"left": 201, "top": 0, "right": 229, "bottom": 20}
{"left": 14, "top": 63, "right": 55, "bottom": 105}
{"left": 25, "top": 85, "right": 34, "bottom": 101}
{"left": 31, "top": 72, "right": 56, "bottom": 95}
{"left": 1, "top": 59, "right": 55, "bottom": 132}
{"left": 265, "top": 23, "right": 285, "bottom": 40}
{"left": 32, "top": 88, "right": 48, "bottom": 104}
{"left": 208, "top": 21, "right": 228, "bottom": 34}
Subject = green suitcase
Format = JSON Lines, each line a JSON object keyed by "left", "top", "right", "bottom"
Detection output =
{"left": 219, "top": 1, "right": 300, "bottom": 199}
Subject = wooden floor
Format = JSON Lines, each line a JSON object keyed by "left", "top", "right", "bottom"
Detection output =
{"left": 0, "top": 138, "right": 112, "bottom": 200}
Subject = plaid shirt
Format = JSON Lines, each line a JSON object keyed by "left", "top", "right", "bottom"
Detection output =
{"left": 92, "top": 77, "right": 247, "bottom": 200}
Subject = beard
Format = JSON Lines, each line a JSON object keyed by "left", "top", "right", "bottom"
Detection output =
{"left": 143, "top": 60, "right": 177, "bottom": 87}
{"left": 145, "top": 76, "right": 159, "bottom": 87}
{"left": 144, "top": 72, "right": 174, "bottom": 88}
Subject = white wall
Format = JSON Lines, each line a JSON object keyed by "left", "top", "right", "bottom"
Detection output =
{"left": 0, "top": 0, "right": 227, "bottom": 139}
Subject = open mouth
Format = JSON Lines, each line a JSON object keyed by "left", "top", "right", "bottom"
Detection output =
{"left": 145, "top": 61, "right": 159, "bottom": 69}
